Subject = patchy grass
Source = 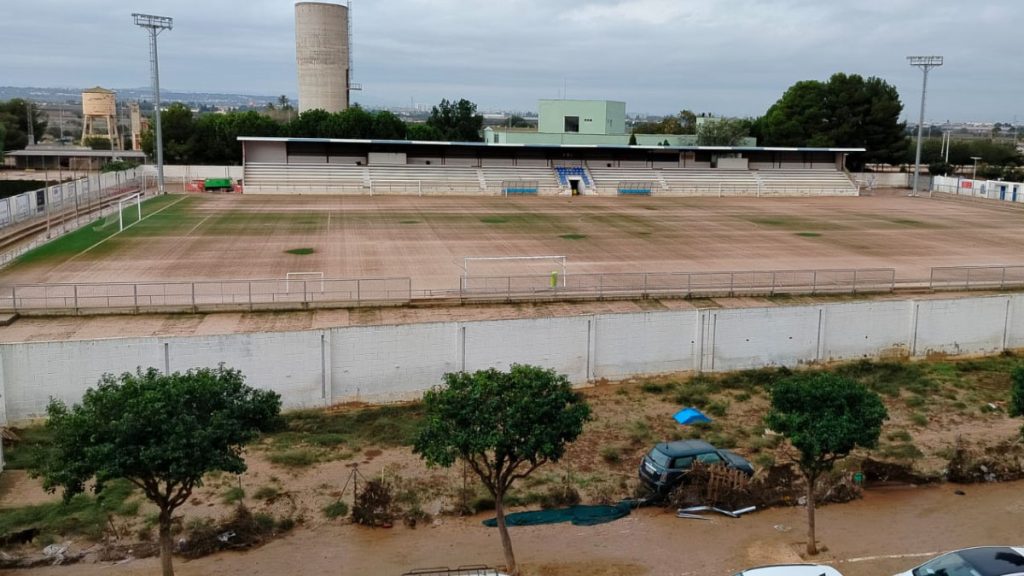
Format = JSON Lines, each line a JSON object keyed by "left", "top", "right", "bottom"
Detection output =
{"left": 284, "top": 247, "right": 315, "bottom": 255}
{"left": 221, "top": 486, "right": 246, "bottom": 504}
{"left": 322, "top": 501, "right": 349, "bottom": 520}
{"left": 398, "top": 220, "right": 421, "bottom": 224}
{"left": 480, "top": 216, "right": 509, "bottom": 224}
{"left": 559, "top": 233, "right": 588, "bottom": 240}
{"left": 795, "top": 232, "right": 822, "bottom": 238}
{"left": 252, "top": 486, "right": 280, "bottom": 501}
{"left": 267, "top": 449, "right": 321, "bottom": 469}
{"left": 3, "top": 425, "right": 54, "bottom": 470}
{"left": 0, "top": 479, "right": 138, "bottom": 541}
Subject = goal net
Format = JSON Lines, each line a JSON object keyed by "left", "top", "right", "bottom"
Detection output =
{"left": 461, "top": 256, "right": 567, "bottom": 293}
{"left": 117, "top": 193, "right": 143, "bottom": 231}
{"left": 286, "top": 271, "right": 325, "bottom": 293}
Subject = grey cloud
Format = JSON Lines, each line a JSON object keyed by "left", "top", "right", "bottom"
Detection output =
{"left": 1, "top": 0, "right": 1021, "bottom": 121}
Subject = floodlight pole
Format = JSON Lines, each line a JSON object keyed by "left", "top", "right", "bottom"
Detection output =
{"left": 908, "top": 56, "right": 943, "bottom": 197}
{"left": 133, "top": 13, "right": 173, "bottom": 194}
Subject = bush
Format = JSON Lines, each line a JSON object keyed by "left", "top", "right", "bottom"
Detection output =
{"left": 253, "top": 486, "right": 280, "bottom": 501}
{"left": 352, "top": 479, "right": 394, "bottom": 527}
{"left": 322, "top": 500, "right": 349, "bottom": 520}
{"left": 221, "top": 486, "right": 245, "bottom": 504}
{"left": 600, "top": 446, "right": 622, "bottom": 465}
{"left": 1011, "top": 366, "right": 1024, "bottom": 417}
{"left": 470, "top": 496, "right": 495, "bottom": 513}
{"left": 539, "top": 485, "right": 581, "bottom": 509}
{"left": 268, "top": 449, "right": 319, "bottom": 468}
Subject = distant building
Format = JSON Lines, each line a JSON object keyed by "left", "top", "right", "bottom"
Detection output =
{"left": 485, "top": 99, "right": 756, "bottom": 147}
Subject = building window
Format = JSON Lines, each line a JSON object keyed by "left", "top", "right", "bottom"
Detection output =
{"left": 564, "top": 116, "right": 580, "bottom": 133}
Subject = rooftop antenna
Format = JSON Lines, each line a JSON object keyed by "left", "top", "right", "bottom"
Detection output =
{"left": 133, "top": 12, "right": 173, "bottom": 193}
{"left": 907, "top": 55, "right": 943, "bottom": 197}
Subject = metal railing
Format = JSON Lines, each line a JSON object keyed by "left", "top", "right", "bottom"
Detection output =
{"left": 930, "top": 266, "right": 1024, "bottom": 291}
{"left": 460, "top": 268, "right": 897, "bottom": 300}
{"left": 0, "top": 277, "right": 412, "bottom": 314}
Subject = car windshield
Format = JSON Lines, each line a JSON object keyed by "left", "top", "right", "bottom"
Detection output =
{"left": 912, "top": 552, "right": 978, "bottom": 576}
{"left": 647, "top": 447, "right": 672, "bottom": 467}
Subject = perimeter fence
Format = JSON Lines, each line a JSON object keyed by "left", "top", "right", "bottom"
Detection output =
{"left": 459, "top": 268, "right": 898, "bottom": 300}
{"left": 930, "top": 265, "right": 1024, "bottom": 291}
{"left": 0, "top": 277, "right": 413, "bottom": 314}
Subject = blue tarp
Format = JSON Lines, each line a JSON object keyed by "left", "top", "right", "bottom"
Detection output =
{"left": 673, "top": 407, "right": 712, "bottom": 425}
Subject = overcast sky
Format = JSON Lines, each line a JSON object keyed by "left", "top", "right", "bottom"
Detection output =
{"left": 3, "top": 0, "right": 1022, "bottom": 122}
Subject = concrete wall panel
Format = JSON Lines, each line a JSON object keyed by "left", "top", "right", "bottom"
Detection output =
{"left": 710, "top": 306, "right": 820, "bottom": 371}
{"left": 464, "top": 317, "right": 590, "bottom": 381}
{"left": 822, "top": 300, "right": 911, "bottom": 360}
{"left": 594, "top": 311, "right": 695, "bottom": 378}
{"left": 914, "top": 297, "right": 1008, "bottom": 356}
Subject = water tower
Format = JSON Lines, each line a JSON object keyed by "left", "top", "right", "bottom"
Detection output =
{"left": 81, "top": 87, "right": 122, "bottom": 150}
{"left": 295, "top": 2, "right": 350, "bottom": 113}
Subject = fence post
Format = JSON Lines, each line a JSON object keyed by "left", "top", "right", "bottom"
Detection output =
{"left": 248, "top": 281, "right": 253, "bottom": 312}
{"left": 11, "top": 286, "right": 17, "bottom": 312}
{"left": 73, "top": 284, "right": 79, "bottom": 311}
{"left": 729, "top": 272, "right": 734, "bottom": 296}
{"left": 133, "top": 284, "right": 139, "bottom": 313}
{"left": 966, "top": 268, "right": 972, "bottom": 290}
{"left": 642, "top": 273, "right": 648, "bottom": 298}
{"left": 191, "top": 282, "right": 196, "bottom": 312}
{"left": 303, "top": 280, "right": 308, "bottom": 307}
{"left": 356, "top": 280, "right": 361, "bottom": 306}
{"left": 812, "top": 270, "right": 818, "bottom": 295}
{"left": 1001, "top": 267, "right": 1007, "bottom": 290}
{"left": 771, "top": 271, "right": 776, "bottom": 296}
{"left": 852, "top": 270, "right": 858, "bottom": 294}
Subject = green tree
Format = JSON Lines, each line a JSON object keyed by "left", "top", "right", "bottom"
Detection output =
{"left": 34, "top": 367, "right": 282, "bottom": 576}
{"left": 758, "top": 74, "right": 907, "bottom": 169}
{"left": 426, "top": 98, "right": 484, "bottom": 142}
{"left": 414, "top": 365, "right": 591, "bottom": 574}
{"left": 0, "top": 122, "right": 5, "bottom": 158}
{"left": 83, "top": 136, "right": 113, "bottom": 150}
{"left": 406, "top": 122, "right": 444, "bottom": 141}
{"left": 1011, "top": 366, "right": 1024, "bottom": 419}
{"left": 141, "top": 103, "right": 197, "bottom": 164}
{"left": 0, "top": 98, "right": 48, "bottom": 151}
{"left": 371, "top": 110, "right": 407, "bottom": 139}
{"left": 508, "top": 115, "right": 531, "bottom": 128}
{"left": 696, "top": 117, "right": 751, "bottom": 146}
{"left": 628, "top": 133, "right": 638, "bottom": 146}
{"left": 765, "top": 373, "right": 887, "bottom": 556}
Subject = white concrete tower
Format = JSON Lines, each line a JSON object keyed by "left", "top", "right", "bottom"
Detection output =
{"left": 295, "top": 1, "right": 349, "bottom": 113}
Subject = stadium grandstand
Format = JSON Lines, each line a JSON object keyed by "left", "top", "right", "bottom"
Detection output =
{"left": 239, "top": 137, "right": 863, "bottom": 197}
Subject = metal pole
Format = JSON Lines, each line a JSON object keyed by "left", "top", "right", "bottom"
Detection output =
{"left": 908, "top": 56, "right": 943, "bottom": 197}
{"left": 150, "top": 32, "right": 165, "bottom": 193}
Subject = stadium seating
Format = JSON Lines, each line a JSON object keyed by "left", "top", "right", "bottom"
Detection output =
{"left": 243, "top": 161, "right": 858, "bottom": 197}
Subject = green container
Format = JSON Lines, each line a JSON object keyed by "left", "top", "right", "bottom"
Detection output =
{"left": 204, "top": 178, "right": 233, "bottom": 189}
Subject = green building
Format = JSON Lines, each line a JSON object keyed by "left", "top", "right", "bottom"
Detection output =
{"left": 486, "top": 99, "right": 755, "bottom": 147}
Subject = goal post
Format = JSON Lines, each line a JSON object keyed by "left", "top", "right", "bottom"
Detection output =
{"left": 462, "top": 255, "right": 567, "bottom": 288}
{"left": 285, "top": 271, "right": 325, "bottom": 293}
{"left": 117, "top": 193, "right": 142, "bottom": 232}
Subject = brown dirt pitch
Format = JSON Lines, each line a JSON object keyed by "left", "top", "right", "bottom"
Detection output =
{"left": 3, "top": 193, "right": 1023, "bottom": 291}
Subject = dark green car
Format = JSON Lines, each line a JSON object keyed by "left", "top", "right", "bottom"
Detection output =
{"left": 638, "top": 440, "right": 754, "bottom": 495}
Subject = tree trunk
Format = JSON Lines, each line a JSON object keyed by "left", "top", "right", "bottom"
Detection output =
{"left": 494, "top": 490, "right": 517, "bottom": 575}
{"left": 806, "top": 472, "right": 818, "bottom": 556}
{"left": 159, "top": 508, "right": 175, "bottom": 576}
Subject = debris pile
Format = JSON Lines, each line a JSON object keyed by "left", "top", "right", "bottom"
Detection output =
{"left": 946, "top": 438, "right": 1024, "bottom": 483}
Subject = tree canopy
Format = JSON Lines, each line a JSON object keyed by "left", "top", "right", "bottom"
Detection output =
{"left": 755, "top": 73, "right": 907, "bottom": 169}
{"left": 426, "top": 98, "right": 484, "bottom": 142}
{"left": 414, "top": 364, "right": 591, "bottom": 574}
{"left": 0, "top": 99, "right": 48, "bottom": 152}
{"left": 632, "top": 110, "right": 697, "bottom": 135}
{"left": 696, "top": 117, "right": 752, "bottom": 146}
{"left": 34, "top": 366, "right": 282, "bottom": 576}
{"left": 765, "top": 372, "right": 887, "bottom": 555}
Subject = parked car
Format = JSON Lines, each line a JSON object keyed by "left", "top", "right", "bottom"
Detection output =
{"left": 893, "top": 546, "right": 1024, "bottom": 576}
{"left": 638, "top": 439, "right": 754, "bottom": 495}
{"left": 735, "top": 564, "right": 844, "bottom": 576}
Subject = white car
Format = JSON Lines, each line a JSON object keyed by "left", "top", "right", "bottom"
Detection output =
{"left": 734, "top": 564, "right": 844, "bottom": 576}
{"left": 893, "top": 546, "right": 1024, "bottom": 576}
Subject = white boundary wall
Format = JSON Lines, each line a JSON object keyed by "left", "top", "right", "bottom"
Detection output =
{"left": 1, "top": 293, "right": 1020, "bottom": 423}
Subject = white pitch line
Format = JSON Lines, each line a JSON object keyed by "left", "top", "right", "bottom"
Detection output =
{"left": 185, "top": 214, "right": 213, "bottom": 236}
{"left": 66, "top": 195, "right": 189, "bottom": 263}
{"left": 838, "top": 552, "right": 938, "bottom": 564}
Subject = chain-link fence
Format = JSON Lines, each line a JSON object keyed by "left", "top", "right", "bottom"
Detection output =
{"left": 460, "top": 268, "right": 897, "bottom": 300}
{"left": 0, "top": 277, "right": 412, "bottom": 314}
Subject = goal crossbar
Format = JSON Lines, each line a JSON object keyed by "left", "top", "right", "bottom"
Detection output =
{"left": 462, "top": 256, "right": 567, "bottom": 287}
{"left": 286, "top": 271, "right": 325, "bottom": 293}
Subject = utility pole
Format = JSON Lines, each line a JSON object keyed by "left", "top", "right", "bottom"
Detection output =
{"left": 133, "top": 13, "right": 173, "bottom": 194}
{"left": 907, "top": 56, "right": 944, "bottom": 197}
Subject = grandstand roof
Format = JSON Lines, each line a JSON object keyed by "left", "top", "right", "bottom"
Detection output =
{"left": 236, "top": 137, "right": 865, "bottom": 153}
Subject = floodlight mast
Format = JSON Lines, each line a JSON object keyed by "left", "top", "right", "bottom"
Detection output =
{"left": 908, "top": 56, "right": 943, "bottom": 197}
{"left": 133, "top": 13, "right": 173, "bottom": 194}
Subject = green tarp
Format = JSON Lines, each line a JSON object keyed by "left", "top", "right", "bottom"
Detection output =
{"left": 482, "top": 501, "right": 635, "bottom": 528}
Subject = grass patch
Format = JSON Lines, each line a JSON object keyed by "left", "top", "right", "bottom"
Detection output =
{"left": 3, "top": 425, "right": 54, "bottom": 470}
{"left": 267, "top": 449, "right": 320, "bottom": 468}
{"left": 480, "top": 216, "right": 509, "bottom": 224}
{"left": 600, "top": 446, "right": 623, "bottom": 465}
{"left": 398, "top": 220, "right": 420, "bottom": 224}
{"left": 284, "top": 247, "right": 315, "bottom": 255}
{"left": 559, "top": 233, "right": 587, "bottom": 240}
{"left": 221, "top": 486, "right": 245, "bottom": 504}
{"left": 322, "top": 501, "right": 349, "bottom": 520}
{"left": 277, "top": 403, "right": 424, "bottom": 448}
{"left": 10, "top": 194, "right": 183, "bottom": 268}
{"left": 253, "top": 486, "right": 280, "bottom": 501}
{"left": 0, "top": 479, "right": 138, "bottom": 540}
{"left": 879, "top": 443, "right": 924, "bottom": 460}
{"left": 795, "top": 232, "right": 822, "bottom": 238}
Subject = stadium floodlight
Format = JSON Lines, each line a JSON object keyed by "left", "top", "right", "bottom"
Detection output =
{"left": 908, "top": 56, "right": 943, "bottom": 197}
{"left": 133, "top": 13, "right": 173, "bottom": 194}
{"left": 971, "top": 156, "right": 982, "bottom": 181}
